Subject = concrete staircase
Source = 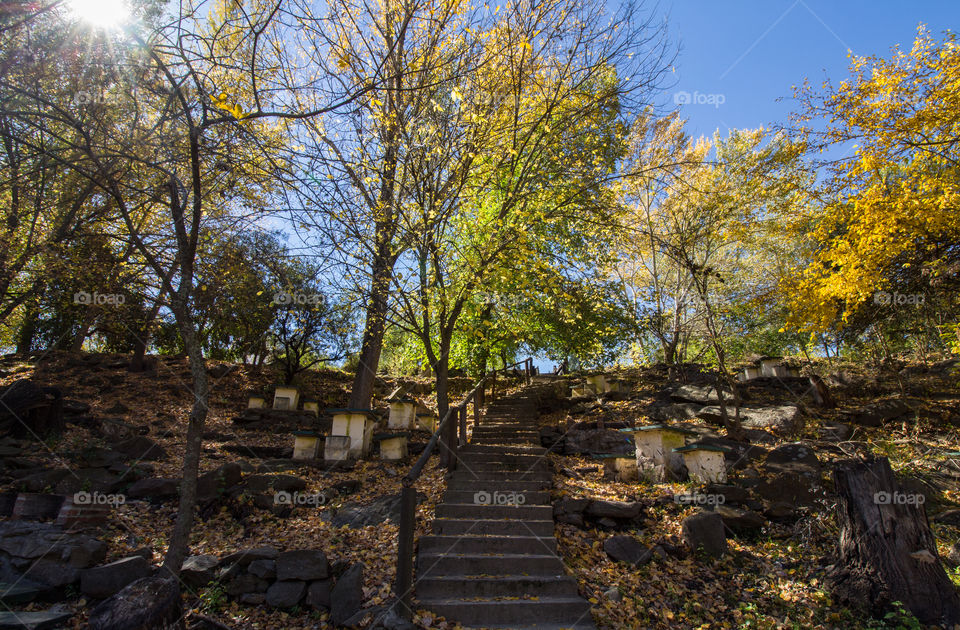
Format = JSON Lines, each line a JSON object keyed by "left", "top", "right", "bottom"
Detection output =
{"left": 416, "top": 384, "right": 595, "bottom": 629}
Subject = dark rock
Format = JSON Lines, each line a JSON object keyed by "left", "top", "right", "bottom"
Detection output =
{"left": 671, "top": 385, "right": 724, "bottom": 404}
{"left": 764, "top": 501, "right": 798, "bottom": 522}
{"left": 217, "top": 546, "right": 278, "bottom": 568}
{"left": 265, "top": 580, "right": 306, "bottom": 608}
{"left": 647, "top": 402, "right": 703, "bottom": 422}
{"left": 585, "top": 499, "right": 642, "bottom": 520}
{"left": 305, "top": 579, "right": 331, "bottom": 610}
{"left": 126, "top": 478, "right": 179, "bottom": 501}
{"left": 81, "top": 556, "right": 152, "bottom": 599}
{"left": 88, "top": 576, "right": 184, "bottom": 630}
{"left": 562, "top": 429, "right": 634, "bottom": 456}
{"left": 839, "top": 399, "right": 912, "bottom": 427}
{"left": 698, "top": 405, "right": 801, "bottom": 434}
{"left": 180, "top": 555, "right": 218, "bottom": 588}
{"left": 11, "top": 493, "right": 65, "bottom": 519}
{"left": 99, "top": 418, "right": 142, "bottom": 440}
{"left": 764, "top": 443, "right": 821, "bottom": 475}
{"left": 224, "top": 573, "right": 263, "bottom": 597}
{"left": 754, "top": 472, "right": 821, "bottom": 508}
{"left": 0, "top": 522, "right": 106, "bottom": 584}
{"left": 0, "top": 380, "right": 64, "bottom": 439}
{"left": 244, "top": 474, "right": 307, "bottom": 495}
{"left": 17, "top": 470, "right": 71, "bottom": 493}
{"left": 603, "top": 535, "right": 652, "bottom": 566}
{"left": 681, "top": 511, "right": 727, "bottom": 558}
{"left": 0, "top": 608, "right": 72, "bottom": 629}
{"left": 818, "top": 421, "right": 853, "bottom": 441}
{"left": 331, "top": 563, "right": 365, "bottom": 626}
{"left": 196, "top": 463, "right": 242, "bottom": 502}
{"left": 247, "top": 559, "right": 276, "bottom": 580}
{"left": 238, "top": 593, "right": 265, "bottom": 605}
{"left": 103, "top": 402, "right": 129, "bottom": 415}
{"left": 276, "top": 550, "right": 328, "bottom": 581}
{"left": 0, "top": 578, "right": 52, "bottom": 605}
{"left": 63, "top": 401, "right": 91, "bottom": 415}
{"left": 113, "top": 436, "right": 167, "bottom": 461}
{"left": 704, "top": 484, "right": 750, "bottom": 505}
{"left": 714, "top": 505, "right": 766, "bottom": 534}
{"left": 331, "top": 492, "right": 424, "bottom": 528}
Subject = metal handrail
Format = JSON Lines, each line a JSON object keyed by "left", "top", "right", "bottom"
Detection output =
{"left": 394, "top": 356, "right": 534, "bottom": 618}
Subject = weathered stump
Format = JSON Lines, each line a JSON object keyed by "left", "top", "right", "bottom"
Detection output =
{"left": 827, "top": 457, "right": 960, "bottom": 625}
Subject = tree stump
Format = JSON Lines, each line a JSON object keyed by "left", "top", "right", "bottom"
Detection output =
{"left": 828, "top": 457, "right": 960, "bottom": 625}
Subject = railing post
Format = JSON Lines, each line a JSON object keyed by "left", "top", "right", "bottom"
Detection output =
{"left": 445, "top": 411, "right": 458, "bottom": 471}
{"left": 474, "top": 390, "right": 481, "bottom": 426}
{"left": 395, "top": 484, "right": 417, "bottom": 619}
{"left": 459, "top": 405, "right": 467, "bottom": 446}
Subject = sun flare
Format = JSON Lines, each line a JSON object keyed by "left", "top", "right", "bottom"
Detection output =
{"left": 69, "top": 0, "right": 130, "bottom": 29}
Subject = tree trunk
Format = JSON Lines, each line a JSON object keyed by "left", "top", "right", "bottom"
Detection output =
{"left": 161, "top": 313, "right": 209, "bottom": 577}
{"left": 828, "top": 457, "right": 960, "bottom": 626}
{"left": 435, "top": 342, "right": 455, "bottom": 470}
{"left": 16, "top": 299, "right": 38, "bottom": 354}
{"left": 348, "top": 255, "right": 391, "bottom": 409}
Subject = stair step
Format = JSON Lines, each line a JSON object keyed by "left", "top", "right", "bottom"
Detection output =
{"left": 459, "top": 453, "right": 547, "bottom": 465}
{"left": 417, "top": 552, "right": 565, "bottom": 576}
{"left": 461, "top": 445, "right": 547, "bottom": 456}
{"left": 418, "top": 535, "right": 558, "bottom": 555}
{"left": 433, "top": 518, "right": 555, "bottom": 536}
{"left": 456, "top": 463, "right": 548, "bottom": 474}
{"left": 415, "top": 597, "right": 594, "bottom": 627}
{"left": 436, "top": 503, "right": 553, "bottom": 520}
{"left": 415, "top": 574, "right": 579, "bottom": 599}
{"left": 447, "top": 479, "right": 550, "bottom": 492}
{"left": 449, "top": 471, "right": 551, "bottom": 482}
{"left": 443, "top": 489, "right": 550, "bottom": 505}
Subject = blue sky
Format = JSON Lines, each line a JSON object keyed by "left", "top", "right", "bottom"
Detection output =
{"left": 658, "top": 0, "right": 957, "bottom": 141}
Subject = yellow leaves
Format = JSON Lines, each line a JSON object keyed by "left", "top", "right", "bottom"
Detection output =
{"left": 212, "top": 92, "right": 248, "bottom": 120}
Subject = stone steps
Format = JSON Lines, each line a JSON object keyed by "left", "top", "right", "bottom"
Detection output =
{"left": 417, "top": 386, "right": 595, "bottom": 629}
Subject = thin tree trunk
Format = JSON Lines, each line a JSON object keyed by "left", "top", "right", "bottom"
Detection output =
{"left": 161, "top": 312, "right": 209, "bottom": 576}
{"left": 349, "top": 255, "right": 392, "bottom": 409}
{"left": 16, "top": 297, "right": 38, "bottom": 354}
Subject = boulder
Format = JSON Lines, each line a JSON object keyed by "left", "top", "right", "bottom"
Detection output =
{"left": 681, "top": 511, "right": 726, "bottom": 558}
{"left": 698, "top": 405, "right": 801, "bottom": 434}
{"left": 562, "top": 429, "right": 634, "bottom": 456}
{"left": 839, "top": 399, "right": 911, "bottom": 427}
{"left": 754, "top": 472, "right": 821, "bottom": 508}
{"left": 224, "top": 574, "right": 265, "bottom": 597}
{"left": 714, "top": 505, "right": 766, "bottom": 534}
{"left": 0, "top": 608, "right": 72, "bottom": 629}
{"left": 603, "top": 535, "right": 652, "bottom": 566}
{"left": 330, "top": 492, "right": 424, "bottom": 528}
{"left": 217, "top": 547, "right": 278, "bottom": 569}
{"left": 648, "top": 402, "right": 703, "bottom": 422}
{"left": 88, "top": 577, "right": 184, "bottom": 630}
{"left": 126, "top": 478, "right": 179, "bottom": 501}
{"left": 305, "top": 579, "right": 331, "bottom": 610}
{"left": 265, "top": 580, "right": 306, "bottom": 608}
{"left": 585, "top": 500, "right": 643, "bottom": 520}
{"left": 113, "top": 436, "right": 167, "bottom": 461}
{"left": 331, "top": 563, "right": 365, "bottom": 626}
{"left": 80, "top": 556, "right": 152, "bottom": 599}
{"left": 671, "top": 385, "right": 723, "bottom": 404}
{"left": 197, "top": 463, "right": 242, "bottom": 502}
{"left": 0, "top": 380, "right": 64, "bottom": 439}
{"left": 275, "top": 550, "right": 329, "bottom": 581}
{"left": 703, "top": 484, "right": 750, "bottom": 505}
{"left": 0, "top": 522, "right": 106, "bottom": 586}
{"left": 244, "top": 474, "right": 307, "bottom": 495}
{"left": 180, "top": 554, "right": 218, "bottom": 588}
{"left": 764, "top": 443, "right": 821, "bottom": 475}
{"left": 247, "top": 559, "right": 276, "bottom": 580}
